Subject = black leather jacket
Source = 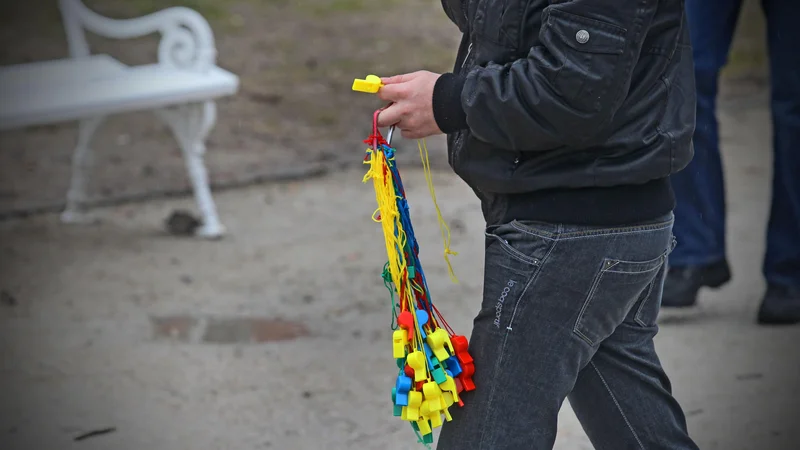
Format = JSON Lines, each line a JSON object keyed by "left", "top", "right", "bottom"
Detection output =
{"left": 432, "top": 0, "right": 696, "bottom": 224}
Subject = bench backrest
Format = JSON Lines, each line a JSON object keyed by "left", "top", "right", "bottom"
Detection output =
{"left": 58, "top": 0, "right": 218, "bottom": 73}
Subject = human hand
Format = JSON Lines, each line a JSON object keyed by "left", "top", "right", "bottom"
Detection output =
{"left": 376, "top": 71, "right": 443, "bottom": 140}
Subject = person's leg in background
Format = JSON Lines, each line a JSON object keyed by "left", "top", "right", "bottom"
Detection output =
{"left": 662, "top": 0, "right": 742, "bottom": 307}
{"left": 757, "top": 0, "right": 800, "bottom": 324}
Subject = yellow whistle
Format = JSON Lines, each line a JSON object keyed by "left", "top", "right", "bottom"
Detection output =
{"left": 405, "top": 391, "right": 423, "bottom": 420}
{"left": 416, "top": 418, "right": 432, "bottom": 435}
{"left": 443, "top": 406, "right": 453, "bottom": 422}
{"left": 429, "top": 410, "right": 444, "bottom": 429}
{"left": 406, "top": 351, "right": 428, "bottom": 382}
{"left": 440, "top": 375, "right": 460, "bottom": 404}
{"left": 352, "top": 74, "right": 383, "bottom": 93}
{"left": 392, "top": 329, "right": 408, "bottom": 359}
{"left": 443, "top": 392, "right": 455, "bottom": 408}
{"left": 422, "top": 381, "right": 445, "bottom": 411}
{"left": 427, "top": 328, "right": 454, "bottom": 362}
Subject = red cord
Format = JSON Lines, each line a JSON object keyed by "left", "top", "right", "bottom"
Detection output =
{"left": 366, "top": 109, "right": 387, "bottom": 150}
{"left": 431, "top": 304, "right": 456, "bottom": 335}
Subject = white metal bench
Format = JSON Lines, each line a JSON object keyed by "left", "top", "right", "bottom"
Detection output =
{"left": 0, "top": 0, "right": 240, "bottom": 238}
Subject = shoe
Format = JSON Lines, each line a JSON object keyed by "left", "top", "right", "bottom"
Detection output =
{"left": 757, "top": 284, "right": 800, "bottom": 325}
{"left": 661, "top": 260, "right": 732, "bottom": 308}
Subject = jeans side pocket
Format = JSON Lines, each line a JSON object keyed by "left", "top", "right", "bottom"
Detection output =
{"left": 574, "top": 252, "right": 667, "bottom": 346}
{"left": 485, "top": 222, "right": 550, "bottom": 268}
{"left": 481, "top": 223, "right": 552, "bottom": 333}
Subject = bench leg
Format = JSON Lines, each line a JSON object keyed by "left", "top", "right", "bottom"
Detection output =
{"left": 157, "top": 101, "right": 225, "bottom": 239}
{"left": 61, "top": 116, "right": 104, "bottom": 224}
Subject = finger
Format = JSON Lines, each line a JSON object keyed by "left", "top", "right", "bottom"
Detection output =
{"left": 381, "top": 73, "right": 416, "bottom": 85}
{"left": 376, "top": 83, "right": 407, "bottom": 102}
{"left": 377, "top": 104, "right": 403, "bottom": 128}
{"left": 402, "top": 129, "right": 424, "bottom": 140}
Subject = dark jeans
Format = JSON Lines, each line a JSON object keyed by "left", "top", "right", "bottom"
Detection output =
{"left": 670, "top": 0, "right": 800, "bottom": 287}
{"left": 437, "top": 215, "right": 698, "bottom": 450}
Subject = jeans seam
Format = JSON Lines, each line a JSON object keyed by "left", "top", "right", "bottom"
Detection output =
{"left": 510, "top": 221, "right": 559, "bottom": 240}
{"left": 510, "top": 219, "right": 674, "bottom": 240}
{"left": 591, "top": 361, "right": 646, "bottom": 450}
{"left": 574, "top": 268, "right": 606, "bottom": 347}
{"left": 635, "top": 275, "right": 658, "bottom": 327}
{"left": 477, "top": 231, "right": 560, "bottom": 449}
{"left": 506, "top": 236, "right": 559, "bottom": 332}
{"left": 558, "top": 223, "right": 674, "bottom": 240}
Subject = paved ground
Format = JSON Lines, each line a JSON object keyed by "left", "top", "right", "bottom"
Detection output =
{"left": 1, "top": 88, "right": 799, "bottom": 450}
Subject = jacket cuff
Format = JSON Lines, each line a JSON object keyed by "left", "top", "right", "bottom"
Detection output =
{"left": 432, "top": 73, "right": 468, "bottom": 134}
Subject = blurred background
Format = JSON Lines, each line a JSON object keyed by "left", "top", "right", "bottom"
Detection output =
{"left": 0, "top": 1, "right": 797, "bottom": 449}
{"left": 0, "top": 0, "right": 460, "bottom": 216}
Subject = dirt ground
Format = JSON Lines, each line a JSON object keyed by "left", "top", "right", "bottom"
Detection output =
{"left": 2, "top": 2, "right": 798, "bottom": 450}
{"left": 0, "top": 0, "right": 458, "bottom": 217}
{"left": 0, "top": 0, "right": 767, "bottom": 218}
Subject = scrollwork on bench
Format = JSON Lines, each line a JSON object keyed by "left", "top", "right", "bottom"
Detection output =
{"left": 59, "top": 0, "right": 217, "bottom": 71}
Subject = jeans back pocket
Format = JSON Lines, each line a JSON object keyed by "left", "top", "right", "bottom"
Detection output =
{"left": 574, "top": 251, "right": 667, "bottom": 346}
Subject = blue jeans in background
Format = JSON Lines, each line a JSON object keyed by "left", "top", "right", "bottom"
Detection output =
{"left": 670, "top": 0, "right": 800, "bottom": 288}
{"left": 437, "top": 216, "right": 698, "bottom": 450}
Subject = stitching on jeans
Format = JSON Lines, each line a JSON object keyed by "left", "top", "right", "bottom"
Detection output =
{"left": 634, "top": 276, "right": 657, "bottom": 327}
{"left": 510, "top": 221, "right": 559, "bottom": 239}
{"left": 574, "top": 268, "right": 605, "bottom": 346}
{"left": 591, "top": 361, "right": 646, "bottom": 450}
{"left": 558, "top": 223, "right": 673, "bottom": 240}
{"left": 606, "top": 264, "right": 662, "bottom": 275}
{"left": 485, "top": 232, "right": 541, "bottom": 267}
{"left": 476, "top": 227, "right": 561, "bottom": 449}
{"left": 575, "top": 254, "right": 665, "bottom": 345}
{"left": 511, "top": 220, "right": 673, "bottom": 240}
{"left": 506, "top": 235, "right": 559, "bottom": 332}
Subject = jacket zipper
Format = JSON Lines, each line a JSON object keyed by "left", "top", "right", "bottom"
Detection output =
{"left": 461, "top": 42, "right": 473, "bottom": 69}
{"left": 450, "top": 41, "right": 473, "bottom": 169}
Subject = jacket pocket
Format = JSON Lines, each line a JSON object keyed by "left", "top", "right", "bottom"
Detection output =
{"left": 573, "top": 250, "right": 667, "bottom": 346}
{"left": 541, "top": 9, "right": 627, "bottom": 112}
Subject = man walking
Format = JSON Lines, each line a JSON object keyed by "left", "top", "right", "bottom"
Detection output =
{"left": 661, "top": 0, "right": 800, "bottom": 325}
{"left": 375, "top": 0, "right": 700, "bottom": 448}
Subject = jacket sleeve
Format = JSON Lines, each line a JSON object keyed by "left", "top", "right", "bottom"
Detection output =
{"left": 432, "top": 0, "right": 659, "bottom": 151}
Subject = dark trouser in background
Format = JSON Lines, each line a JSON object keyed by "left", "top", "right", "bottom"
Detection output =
{"left": 436, "top": 215, "right": 698, "bottom": 450}
{"left": 670, "top": 0, "right": 800, "bottom": 287}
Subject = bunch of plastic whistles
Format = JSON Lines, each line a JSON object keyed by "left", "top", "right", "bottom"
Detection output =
{"left": 355, "top": 75, "right": 476, "bottom": 446}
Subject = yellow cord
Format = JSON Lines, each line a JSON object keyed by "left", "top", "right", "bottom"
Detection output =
{"left": 418, "top": 139, "right": 459, "bottom": 284}
{"left": 363, "top": 147, "right": 426, "bottom": 360}
{"left": 364, "top": 139, "right": 458, "bottom": 377}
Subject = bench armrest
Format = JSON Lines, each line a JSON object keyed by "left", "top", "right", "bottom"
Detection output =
{"left": 59, "top": 0, "right": 217, "bottom": 72}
